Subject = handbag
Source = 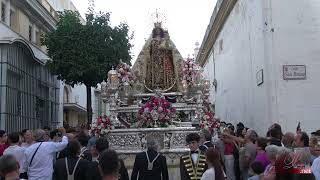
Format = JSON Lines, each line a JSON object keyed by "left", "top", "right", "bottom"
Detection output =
{"left": 20, "top": 142, "right": 43, "bottom": 179}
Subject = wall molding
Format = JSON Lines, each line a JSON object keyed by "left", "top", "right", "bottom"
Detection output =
{"left": 196, "top": 0, "right": 238, "bottom": 67}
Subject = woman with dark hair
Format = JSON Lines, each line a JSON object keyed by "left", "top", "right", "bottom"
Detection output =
{"left": 201, "top": 148, "right": 224, "bottom": 180}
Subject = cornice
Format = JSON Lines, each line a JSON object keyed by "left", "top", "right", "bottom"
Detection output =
{"left": 196, "top": 0, "right": 238, "bottom": 67}
{"left": 13, "top": 0, "right": 57, "bottom": 31}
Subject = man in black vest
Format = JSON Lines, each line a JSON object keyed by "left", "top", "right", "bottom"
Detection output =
{"left": 131, "top": 135, "right": 168, "bottom": 180}
{"left": 180, "top": 133, "right": 207, "bottom": 180}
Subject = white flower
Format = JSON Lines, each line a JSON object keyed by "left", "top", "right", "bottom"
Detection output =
{"left": 92, "top": 123, "right": 97, "bottom": 128}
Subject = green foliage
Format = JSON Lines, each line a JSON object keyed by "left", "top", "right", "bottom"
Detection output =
{"left": 43, "top": 10, "right": 132, "bottom": 87}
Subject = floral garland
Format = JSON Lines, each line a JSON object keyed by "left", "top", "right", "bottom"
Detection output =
{"left": 116, "top": 62, "right": 135, "bottom": 85}
{"left": 199, "top": 109, "right": 220, "bottom": 133}
{"left": 136, "top": 96, "right": 176, "bottom": 128}
{"left": 182, "top": 57, "right": 200, "bottom": 86}
{"left": 91, "top": 115, "right": 113, "bottom": 136}
{"left": 199, "top": 86, "right": 220, "bottom": 133}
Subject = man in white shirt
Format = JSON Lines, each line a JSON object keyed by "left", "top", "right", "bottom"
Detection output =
{"left": 3, "top": 132, "right": 25, "bottom": 173}
{"left": 22, "top": 129, "right": 68, "bottom": 180}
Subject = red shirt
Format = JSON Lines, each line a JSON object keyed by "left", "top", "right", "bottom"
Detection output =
{"left": 0, "top": 143, "right": 9, "bottom": 156}
{"left": 224, "top": 143, "right": 234, "bottom": 155}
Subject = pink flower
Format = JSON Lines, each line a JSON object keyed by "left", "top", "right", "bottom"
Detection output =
{"left": 158, "top": 107, "right": 163, "bottom": 113}
{"left": 144, "top": 107, "right": 150, "bottom": 113}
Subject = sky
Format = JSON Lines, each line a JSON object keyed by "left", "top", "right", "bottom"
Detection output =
{"left": 72, "top": 0, "right": 217, "bottom": 63}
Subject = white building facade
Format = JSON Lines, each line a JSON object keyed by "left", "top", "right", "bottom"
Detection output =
{"left": 0, "top": 0, "right": 60, "bottom": 131}
{"left": 197, "top": 0, "right": 320, "bottom": 134}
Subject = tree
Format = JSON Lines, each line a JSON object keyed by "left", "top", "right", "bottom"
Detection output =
{"left": 43, "top": 10, "right": 132, "bottom": 126}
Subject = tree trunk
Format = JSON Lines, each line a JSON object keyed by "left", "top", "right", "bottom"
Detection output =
{"left": 86, "top": 84, "right": 93, "bottom": 127}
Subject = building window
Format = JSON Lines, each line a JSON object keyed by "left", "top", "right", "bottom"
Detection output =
{"left": 29, "top": 25, "right": 33, "bottom": 41}
{"left": 219, "top": 39, "right": 223, "bottom": 52}
{"left": 36, "top": 30, "right": 41, "bottom": 46}
{"left": 1, "top": 2, "right": 6, "bottom": 22}
{"left": 10, "top": 9, "right": 18, "bottom": 30}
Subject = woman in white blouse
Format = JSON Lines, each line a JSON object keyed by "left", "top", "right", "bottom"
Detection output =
{"left": 201, "top": 147, "right": 225, "bottom": 180}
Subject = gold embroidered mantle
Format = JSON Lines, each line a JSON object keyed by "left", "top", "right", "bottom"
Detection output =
{"left": 132, "top": 28, "right": 183, "bottom": 93}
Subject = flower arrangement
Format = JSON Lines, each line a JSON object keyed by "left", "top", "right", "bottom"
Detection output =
{"left": 91, "top": 115, "right": 114, "bottom": 136}
{"left": 116, "top": 62, "right": 135, "bottom": 85}
{"left": 199, "top": 92, "right": 220, "bottom": 133}
{"left": 136, "top": 96, "right": 176, "bottom": 128}
{"left": 199, "top": 110, "right": 220, "bottom": 133}
{"left": 182, "top": 57, "right": 201, "bottom": 86}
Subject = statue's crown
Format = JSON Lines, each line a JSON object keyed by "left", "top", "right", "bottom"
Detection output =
{"left": 154, "top": 22, "right": 162, "bottom": 28}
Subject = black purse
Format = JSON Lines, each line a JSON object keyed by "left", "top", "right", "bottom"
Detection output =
{"left": 20, "top": 142, "right": 42, "bottom": 179}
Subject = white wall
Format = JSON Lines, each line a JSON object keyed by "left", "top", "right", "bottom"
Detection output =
{"left": 208, "top": 0, "right": 272, "bottom": 135}
{"left": 267, "top": 0, "right": 320, "bottom": 133}
{"left": 203, "top": 51, "right": 216, "bottom": 103}
{"left": 204, "top": 0, "right": 320, "bottom": 135}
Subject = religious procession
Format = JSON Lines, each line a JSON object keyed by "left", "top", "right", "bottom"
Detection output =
{"left": 1, "top": 0, "right": 320, "bottom": 180}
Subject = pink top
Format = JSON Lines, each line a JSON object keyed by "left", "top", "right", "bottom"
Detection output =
{"left": 255, "top": 151, "right": 270, "bottom": 169}
{"left": 224, "top": 143, "right": 234, "bottom": 155}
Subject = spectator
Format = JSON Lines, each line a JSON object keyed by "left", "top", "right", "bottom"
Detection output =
{"left": 199, "top": 129, "right": 214, "bottom": 152}
{"left": 274, "top": 152, "right": 294, "bottom": 180}
{"left": 21, "top": 129, "right": 34, "bottom": 148}
{"left": 239, "top": 129, "right": 258, "bottom": 180}
{"left": 53, "top": 140, "right": 89, "bottom": 180}
{"left": 311, "top": 147, "right": 320, "bottom": 180}
{"left": 98, "top": 150, "right": 120, "bottom": 180}
{"left": 227, "top": 123, "right": 235, "bottom": 135}
{"left": 310, "top": 136, "right": 319, "bottom": 163}
{"left": 0, "top": 154, "right": 20, "bottom": 180}
{"left": 295, "top": 131, "right": 310, "bottom": 148}
{"left": 201, "top": 147, "right": 224, "bottom": 180}
{"left": 220, "top": 128, "right": 236, "bottom": 180}
{"left": 254, "top": 137, "right": 269, "bottom": 170}
{"left": 50, "top": 129, "right": 62, "bottom": 142}
{"left": 267, "top": 127, "right": 283, "bottom": 147}
{"left": 268, "top": 137, "right": 282, "bottom": 147}
{"left": 86, "top": 138, "right": 129, "bottom": 180}
{"left": 236, "top": 123, "right": 245, "bottom": 138}
{"left": 248, "top": 161, "right": 264, "bottom": 180}
{"left": 87, "top": 131, "right": 97, "bottom": 150}
{"left": 43, "top": 126, "right": 51, "bottom": 142}
{"left": 22, "top": 129, "right": 68, "bottom": 180}
{"left": 281, "top": 132, "right": 295, "bottom": 150}
{"left": 77, "top": 133, "right": 92, "bottom": 161}
{"left": 3, "top": 132, "right": 25, "bottom": 173}
{"left": 0, "top": 130, "right": 8, "bottom": 156}
{"left": 267, "top": 123, "right": 283, "bottom": 140}
{"left": 263, "top": 145, "right": 278, "bottom": 180}
{"left": 294, "top": 132, "right": 312, "bottom": 165}
{"left": 242, "top": 128, "right": 249, "bottom": 138}
{"left": 131, "top": 135, "right": 168, "bottom": 180}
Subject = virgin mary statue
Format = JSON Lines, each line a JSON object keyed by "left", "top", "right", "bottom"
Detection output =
{"left": 132, "top": 23, "right": 183, "bottom": 93}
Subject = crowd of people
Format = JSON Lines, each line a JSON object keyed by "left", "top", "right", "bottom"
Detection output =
{"left": 0, "top": 122, "right": 319, "bottom": 180}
